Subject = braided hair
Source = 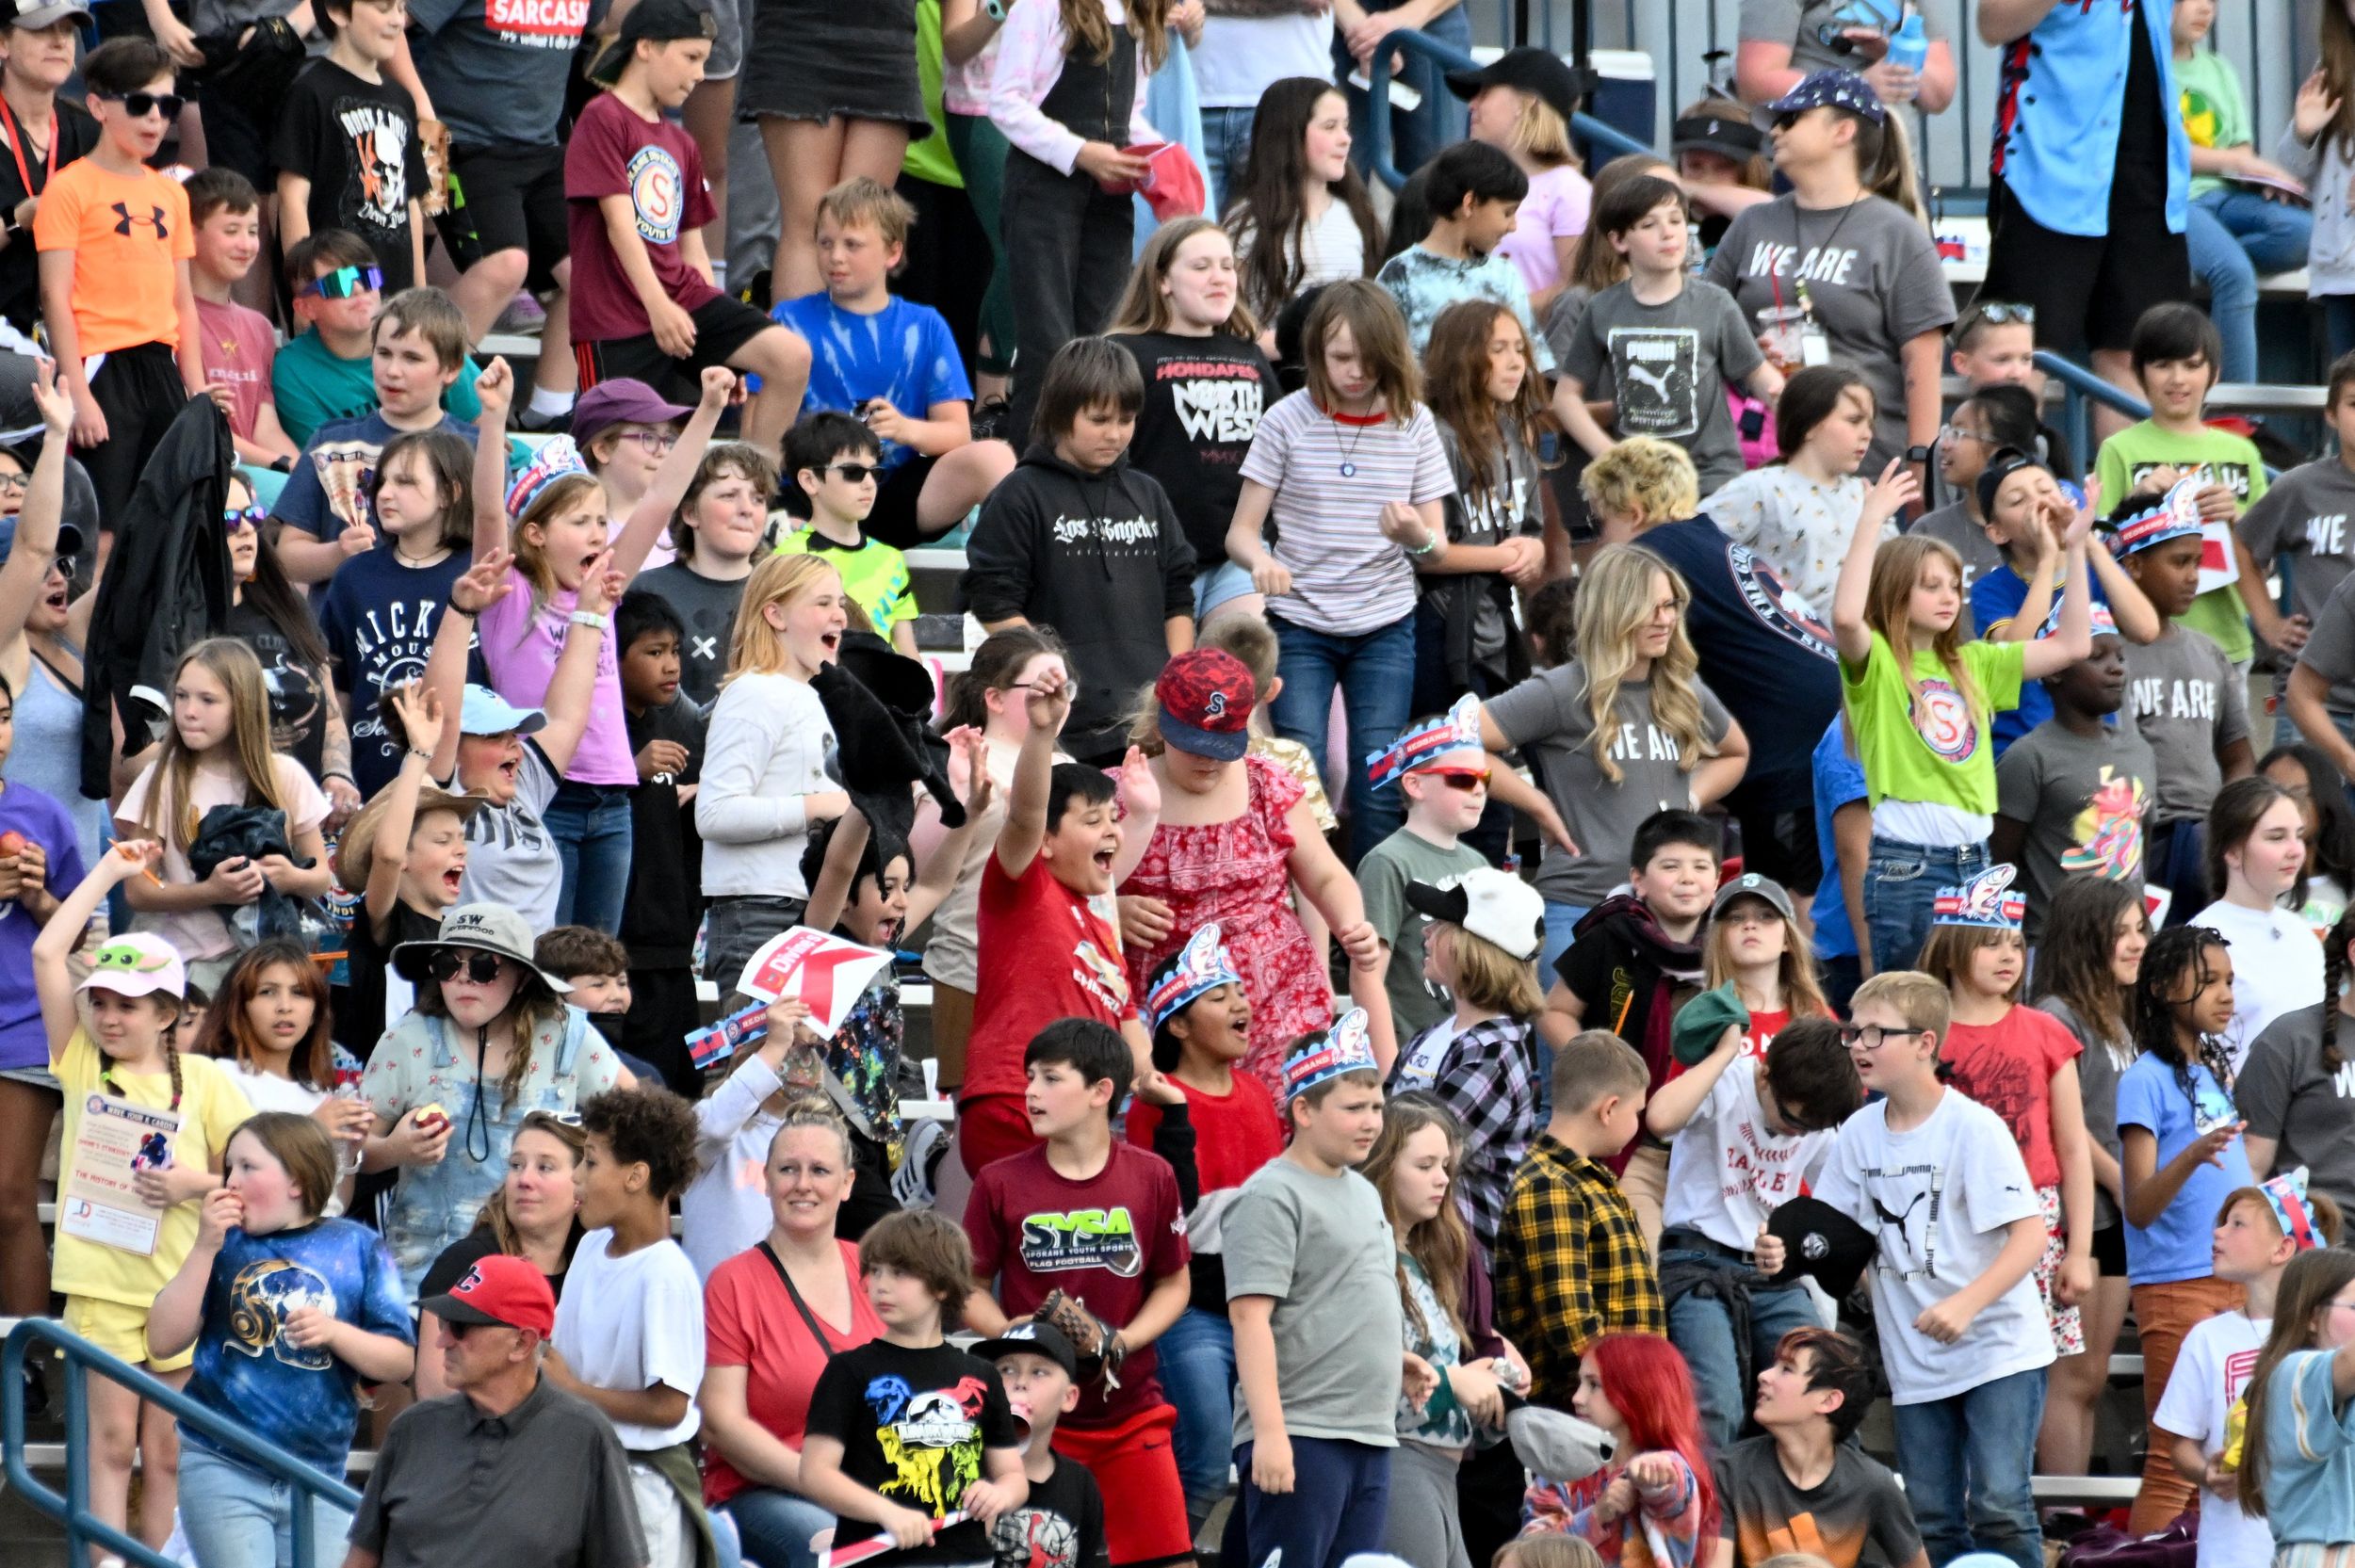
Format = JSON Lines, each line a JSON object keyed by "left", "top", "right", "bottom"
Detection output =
{"left": 2323, "top": 907, "right": 2355, "bottom": 1075}
{"left": 2131, "top": 926, "right": 2236, "bottom": 1112}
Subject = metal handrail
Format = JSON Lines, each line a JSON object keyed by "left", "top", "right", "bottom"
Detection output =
{"left": 1362, "top": 27, "right": 1650, "bottom": 190}
{"left": 3, "top": 1316, "right": 362, "bottom": 1568}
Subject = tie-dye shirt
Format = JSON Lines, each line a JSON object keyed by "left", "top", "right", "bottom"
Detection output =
{"left": 769, "top": 292, "right": 972, "bottom": 472}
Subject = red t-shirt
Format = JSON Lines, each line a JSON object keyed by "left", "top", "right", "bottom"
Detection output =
{"left": 562, "top": 89, "right": 721, "bottom": 345}
{"left": 1126, "top": 1075, "right": 1283, "bottom": 1195}
{"left": 964, "top": 1142, "right": 1190, "bottom": 1430}
{"left": 700, "top": 1238, "right": 886, "bottom": 1506}
{"left": 965, "top": 854, "right": 1135, "bottom": 1102}
{"left": 1739, "top": 1007, "right": 1792, "bottom": 1059}
{"left": 196, "top": 297, "right": 275, "bottom": 441}
{"left": 1940, "top": 1003, "right": 2082, "bottom": 1190}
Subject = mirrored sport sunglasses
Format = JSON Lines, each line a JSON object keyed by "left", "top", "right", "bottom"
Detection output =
{"left": 1414, "top": 766, "right": 1491, "bottom": 791}
{"left": 428, "top": 950, "right": 510, "bottom": 984}
{"left": 300, "top": 265, "right": 384, "bottom": 301}
{"left": 222, "top": 504, "right": 267, "bottom": 531}
{"left": 95, "top": 89, "right": 185, "bottom": 120}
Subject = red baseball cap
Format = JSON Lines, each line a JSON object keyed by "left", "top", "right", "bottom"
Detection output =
{"left": 1155, "top": 648, "right": 1255, "bottom": 761}
{"left": 422, "top": 1254, "right": 556, "bottom": 1337}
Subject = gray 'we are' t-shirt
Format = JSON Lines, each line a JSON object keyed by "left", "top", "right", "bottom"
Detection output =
{"left": 1486, "top": 662, "right": 1733, "bottom": 908}
{"left": 2125, "top": 626, "right": 2250, "bottom": 822}
{"left": 1223, "top": 1157, "right": 1404, "bottom": 1447}
{"left": 1560, "top": 277, "right": 1763, "bottom": 496}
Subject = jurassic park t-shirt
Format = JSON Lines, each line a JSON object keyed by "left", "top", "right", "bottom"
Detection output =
{"left": 804, "top": 1338, "right": 1022, "bottom": 1568}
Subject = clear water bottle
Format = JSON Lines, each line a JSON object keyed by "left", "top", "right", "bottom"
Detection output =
{"left": 1885, "top": 13, "right": 1928, "bottom": 73}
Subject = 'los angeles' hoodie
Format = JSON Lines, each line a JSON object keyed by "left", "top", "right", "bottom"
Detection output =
{"left": 961, "top": 443, "right": 1199, "bottom": 760}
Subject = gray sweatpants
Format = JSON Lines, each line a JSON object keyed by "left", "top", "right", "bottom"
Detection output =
{"left": 1382, "top": 1439, "right": 1473, "bottom": 1568}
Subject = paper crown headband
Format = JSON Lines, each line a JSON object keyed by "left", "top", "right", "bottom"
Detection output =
{"left": 1931, "top": 864, "right": 2024, "bottom": 930}
{"left": 2262, "top": 1167, "right": 2325, "bottom": 1253}
{"left": 2034, "top": 597, "right": 2119, "bottom": 640}
{"left": 505, "top": 435, "right": 591, "bottom": 519}
{"left": 1367, "top": 695, "right": 1485, "bottom": 790}
{"left": 1145, "top": 924, "right": 1244, "bottom": 1037}
{"left": 1282, "top": 1009, "right": 1377, "bottom": 1102}
{"left": 2111, "top": 477, "right": 2203, "bottom": 558}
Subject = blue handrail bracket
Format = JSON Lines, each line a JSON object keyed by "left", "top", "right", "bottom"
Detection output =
{"left": 4, "top": 1317, "right": 363, "bottom": 1568}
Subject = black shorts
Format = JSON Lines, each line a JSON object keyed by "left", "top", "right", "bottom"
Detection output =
{"left": 864, "top": 450, "right": 940, "bottom": 551}
{"left": 1977, "top": 179, "right": 2192, "bottom": 358}
{"left": 577, "top": 294, "right": 777, "bottom": 402}
{"left": 448, "top": 142, "right": 568, "bottom": 293}
{"left": 1726, "top": 775, "right": 1823, "bottom": 897}
{"left": 2092, "top": 1219, "right": 2126, "bottom": 1275}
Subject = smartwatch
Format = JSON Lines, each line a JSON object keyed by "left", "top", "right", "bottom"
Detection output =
{"left": 1904, "top": 445, "right": 1934, "bottom": 465}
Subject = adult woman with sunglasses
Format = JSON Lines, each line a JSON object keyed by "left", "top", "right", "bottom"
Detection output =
{"left": 1113, "top": 647, "right": 1386, "bottom": 1098}
{"left": 358, "top": 903, "right": 625, "bottom": 1303}
{"left": 414, "top": 1107, "right": 589, "bottom": 1398}
{"left": 220, "top": 470, "right": 361, "bottom": 828}
{"left": 1479, "top": 543, "right": 1746, "bottom": 974}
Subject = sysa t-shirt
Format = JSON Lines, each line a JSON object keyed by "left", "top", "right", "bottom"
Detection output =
{"left": 2116, "top": 1053, "right": 2254, "bottom": 1285}
{"left": 564, "top": 90, "right": 721, "bottom": 344}
{"left": 1841, "top": 631, "right": 2025, "bottom": 818}
{"left": 771, "top": 293, "right": 970, "bottom": 471}
{"left": 184, "top": 1219, "right": 414, "bottom": 1473}
{"left": 804, "top": 1338, "right": 1020, "bottom": 1568}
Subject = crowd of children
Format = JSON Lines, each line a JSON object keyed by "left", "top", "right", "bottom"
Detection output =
{"left": 20, "top": 1, "right": 2355, "bottom": 1566}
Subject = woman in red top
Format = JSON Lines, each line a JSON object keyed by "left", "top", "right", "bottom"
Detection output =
{"left": 700, "top": 1100, "right": 886, "bottom": 1568}
{"left": 1113, "top": 648, "right": 1388, "bottom": 1097}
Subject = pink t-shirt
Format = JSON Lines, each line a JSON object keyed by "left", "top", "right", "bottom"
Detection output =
{"left": 477, "top": 563, "right": 635, "bottom": 786}
{"left": 1497, "top": 163, "right": 1592, "bottom": 296}
{"left": 1941, "top": 1003, "right": 2083, "bottom": 1190}
{"left": 196, "top": 297, "right": 277, "bottom": 442}
{"left": 118, "top": 753, "right": 330, "bottom": 961}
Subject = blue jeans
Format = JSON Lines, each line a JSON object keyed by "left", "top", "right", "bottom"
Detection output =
{"left": 1658, "top": 1237, "right": 1827, "bottom": 1451}
{"left": 1337, "top": 1, "right": 1470, "bottom": 178}
{"left": 2186, "top": 187, "right": 2314, "bottom": 383}
{"left": 1267, "top": 611, "right": 1417, "bottom": 864}
{"left": 1200, "top": 105, "right": 1256, "bottom": 211}
{"left": 176, "top": 1440, "right": 354, "bottom": 1568}
{"left": 544, "top": 780, "right": 633, "bottom": 933}
{"left": 1888, "top": 1366, "right": 2049, "bottom": 1568}
{"left": 1540, "top": 899, "right": 1591, "bottom": 977}
{"left": 1863, "top": 836, "right": 1989, "bottom": 977}
{"left": 1225, "top": 1436, "right": 1391, "bottom": 1568}
{"left": 1158, "top": 1305, "right": 1239, "bottom": 1521}
{"left": 721, "top": 1486, "right": 835, "bottom": 1568}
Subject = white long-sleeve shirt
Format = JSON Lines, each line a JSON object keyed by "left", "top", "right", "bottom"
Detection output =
{"left": 695, "top": 671, "right": 836, "bottom": 899}
{"left": 987, "top": 0, "right": 1161, "bottom": 174}
{"left": 682, "top": 1052, "right": 786, "bottom": 1281}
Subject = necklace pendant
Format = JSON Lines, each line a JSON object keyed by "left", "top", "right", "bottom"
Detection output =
{"left": 1339, "top": 461, "right": 1356, "bottom": 477}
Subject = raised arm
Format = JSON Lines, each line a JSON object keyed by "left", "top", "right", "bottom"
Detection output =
{"left": 996, "top": 671, "right": 1070, "bottom": 880}
{"left": 614, "top": 367, "right": 733, "bottom": 578}
{"left": 0, "top": 363, "right": 73, "bottom": 648}
{"left": 37, "top": 843, "right": 155, "bottom": 1066}
{"left": 1831, "top": 460, "right": 1921, "bottom": 665}
{"left": 470, "top": 359, "right": 514, "bottom": 562}
{"left": 423, "top": 552, "right": 512, "bottom": 783}
{"left": 360, "top": 686, "right": 446, "bottom": 930}
{"left": 2020, "top": 520, "right": 2094, "bottom": 681}
{"left": 535, "top": 549, "right": 621, "bottom": 777}
{"left": 1645, "top": 1022, "right": 1740, "bottom": 1138}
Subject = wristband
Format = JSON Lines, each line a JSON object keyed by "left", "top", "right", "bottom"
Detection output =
{"left": 1405, "top": 536, "right": 1442, "bottom": 557}
{"left": 405, "top": 749, "right": 435, "bottom": 764}
{"left": 270, "top": 455, "right": 295, "bottom": 474}
{"left": 568, "top": 610, "right": 610, "bottom": 630}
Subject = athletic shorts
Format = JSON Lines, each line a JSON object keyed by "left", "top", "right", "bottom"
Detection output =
{"left": 1051, "top": 1403, "right": 1194, "bottom": 1568}
{"left": 866, "top": 451, "right": 941, "bottom": 552}
{"left": 577, "top": 294, "right": 777, "bottom": 403}
{"left": 68, "top": 1292, "right": 193, "bottom": 1373}
{"left": 449, "top": 142, "right": 569, "bottom": 294}
{"left": 1977, "top": 179, "right": 2192, "bottom": 358}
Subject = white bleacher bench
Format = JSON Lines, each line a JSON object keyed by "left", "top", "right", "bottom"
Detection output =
{"left": 1936, "top": 214, "right": 2311, "bottom": 300}
{"left": 2031, "top": 1474, "right": 2141, "bottom": 1506}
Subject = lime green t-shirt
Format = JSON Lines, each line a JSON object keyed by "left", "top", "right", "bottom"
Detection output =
{"left": 902, "top": 0, "right": 964, "bottom": 190}
{"left": 1840, "top": 630, "right": 2026, "bottom": 814}
{"left": 778, "top": 527, "right": 918, "bottom": 634}
{"left": 2177, "top": 48, "right": 2251, "bottom": 202}
{"left": 2093, "top": 419, "right": 2266, "bottom": 664}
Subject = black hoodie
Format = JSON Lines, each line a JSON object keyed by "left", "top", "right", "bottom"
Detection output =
{"left": 961, "top": 443, "right": 1197, "bottom": 760}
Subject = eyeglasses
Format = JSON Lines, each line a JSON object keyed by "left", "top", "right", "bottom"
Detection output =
{"left": 299, "top": 264, "right": 383, "bottom": 300}
{"left": 1416, "top": 767, "right": 1490, "bottom": 791}
{"left": 429, "top": 951, "right": 509, "bottom": 984}
{"left": 1939, "top": 423, "right": 1995, "bottom": 446}
{"left": 619, "top": 429, "right": 677, "bottom": 454}
{"left": 222, "top": 504, "right": 266, "bottom": 531}
{"left": 824, "top": 462, "right": 884, "bottom": 483}
{"left": 96, "top": 89, "right": 185, "bottom": 120}
{"left": 0, "top": 473, "right": 28, "bottom": 494}
{"left": 1835, "top": 1024, "right": 1927, "bottom": 1050}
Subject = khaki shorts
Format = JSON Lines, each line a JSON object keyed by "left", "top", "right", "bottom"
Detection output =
{"left": 65, "top": 1292, "right": 193, "bottom": 1373}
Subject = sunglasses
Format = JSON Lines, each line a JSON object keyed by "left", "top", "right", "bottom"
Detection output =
{"left": 824, "top": 462, "right": 885, "bottom": 483}
{"left": 222, "top": 504, "right": 267, "bottom": 531}
{"left": 97, "top": 89, "right": 185, "bottom": 120}
{"left": 1967, "top": 301, "right": 2036, "bottom": 328}
{"left": 1416, "top": 767, "right": 1490, "bottom": 791}
{"left": 299, "top": 265, "right": 384, "bottom": 300}
{"left": 429, "top": 951, "right": 510, "bottom": 984}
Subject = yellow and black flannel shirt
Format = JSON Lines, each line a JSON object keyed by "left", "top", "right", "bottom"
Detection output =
{"left": 1493, "top": 1133, "right": 1665, "bottom": 1409}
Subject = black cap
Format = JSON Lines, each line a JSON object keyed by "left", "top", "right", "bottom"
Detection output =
{"left": 1765, "top": 1196, "right": 1877, "bottom": 1301}
{"left": 589, "top": 0, "right": 717, "bottom": 82}
{"left": 1443, "top": 46, "right": 1583, "bottom": 126}
{"left": 1670, "top": 111, "right": 1764, "bottom": 163}
{"left": 975, "top": 1320, "right": 1080, "bottom": 1380}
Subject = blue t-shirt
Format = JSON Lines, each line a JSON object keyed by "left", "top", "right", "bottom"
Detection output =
{"left": 1969, "top": 560, "right": 2112, "bottom": 754}
{"left": 768, "top": 293, "right": 971, "bottom": 471}
{"left": 1642, "top": 518, "right": 1842, "bottom": 784}
{"left": 2262, "top": 1349, "right": 2355, "bottom": 1548}
{"left": 0, "top": 782, "right": 87, "bottom": 1072}
{"left": 1809, "top": 718, "right": 1867, "bottom": 963}
{"left": 272, "top": 412, "right": 482, "bottom": 541}
{"left": 316, "top": 547, "right": 480, "bottom": 799}
{"left": 184, "top": 1219, "right": 414, "bottom": 1473}
{"left": 2115, "top": 1052, "right": 2252, "bottom": 1285}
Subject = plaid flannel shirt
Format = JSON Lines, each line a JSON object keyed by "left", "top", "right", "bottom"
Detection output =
{"left": 1399, "top": 1015, "right": 1541, "bottom": 1255}
{"left": 1494, "top": 1134, "right": 1665, "bottom": 1409}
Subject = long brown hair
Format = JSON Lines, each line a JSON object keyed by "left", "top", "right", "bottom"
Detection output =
{"left": 1302, "top": 280, "right": 1421, "bottom": 425}
{"left": 1859, "top": 534, "right": 1981, "bottom": 732}
{"left": 1225, "top": 77, "right": 1383, "bottom": 318}
{"left": 138, "top": 639, "right": 290, "bottom": 849}
{"left": 1573, "top": 546, "right": 1712, "bottom": 784}
{"left": 1057, "top": 0, "right": 1169, "bottom": 74}
{"left": 939, "top": 625, "right": 1071, "bottom": 735}
{"left": 196, "top": 940, "right": 337, "bottom": 1091}
{"left": 1421, "top": 299, "right": 1557, "bottom": 521}
{"left": 2320, "top": 0, "right": 2355, "bottom": 159}
{"left": 1702, "top": 900, "right": 1830, "bottom": 1023}
{"left": 416, "top": 967, "right": 572, "bottom": 1107}
{"left": 1564, "top": 154, "right": 1673, "bottom": 299}
{"left": 1108, "top": 217, "right": 1261, "bottom": 341}
{"left": 2029, "top": 877, "right": 2145, "bottom": 1056}
{"left": 1361, "top": 1094, "right": 1470, "bottom": 1343}
{"left": 2240, "top": 1246, "right": 2355, "bottom": 1517}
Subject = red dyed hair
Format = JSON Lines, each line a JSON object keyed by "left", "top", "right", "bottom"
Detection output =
{"left": 1585, "top": 1334, "right": 1718, "bottom": 1541}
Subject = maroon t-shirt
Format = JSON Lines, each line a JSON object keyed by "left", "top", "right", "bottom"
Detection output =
{"left": 964, "top": 1141, "right": 1191, "bottom": 1430}
{"left": 562, "top": 89, "right": 720, "bottom": 344}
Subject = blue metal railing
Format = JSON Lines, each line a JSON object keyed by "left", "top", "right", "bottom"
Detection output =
{"left": 3, "top": 1317, "right": 362, "bottom": 1568}
{"left": 1362, "top": 27, "right": 1651, "bottom": 190}
{"left": 2033, "top": 351, "right": 2151, "bottom": 491}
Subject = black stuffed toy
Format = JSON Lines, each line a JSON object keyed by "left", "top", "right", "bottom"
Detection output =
{"left": 810, "top": 629, "right": 965, "bottom": 848}
{"left": 187, "top": 803, "right": 318, "bottom": 944}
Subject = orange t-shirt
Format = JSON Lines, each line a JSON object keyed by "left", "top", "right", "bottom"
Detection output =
{"left": 33, "top": 160, "right": 192, "bottom": 355}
